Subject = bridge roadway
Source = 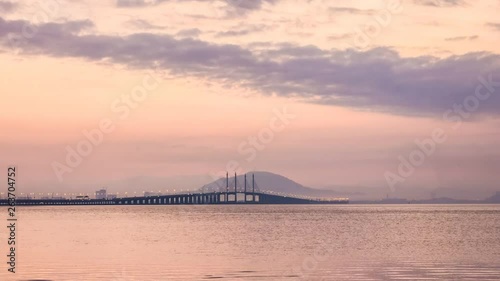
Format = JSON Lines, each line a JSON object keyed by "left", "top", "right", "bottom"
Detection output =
{"left": 0, "top": 191, "right": 349, "bottom": 206}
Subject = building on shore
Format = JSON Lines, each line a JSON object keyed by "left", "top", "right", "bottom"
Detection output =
{"left": 96, "top": 188, "right": 107, "bottom": 200}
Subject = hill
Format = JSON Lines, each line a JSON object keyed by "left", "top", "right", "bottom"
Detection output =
{"left": 200, "top": 171, "right": 341, "bottom": 197}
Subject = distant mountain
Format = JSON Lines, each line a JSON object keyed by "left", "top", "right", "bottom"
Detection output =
{"left": 484, "top": 192, "right": 500, "bottom": 203}
{"left": 321, "top": 184, "right": 498, "bottom": 201}
{"left": 352, "top": 194, "right": 500, "bottom": 204}
{"left": 200, "top": 171, "right": 341, "bottom": 197}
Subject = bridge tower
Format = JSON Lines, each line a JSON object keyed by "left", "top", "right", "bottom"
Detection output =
{"left": 234, "top": 172, "right": 237, "bottom": 202}
{"left": 244, "top": 173, "right": 247, "bottom": 202}
{"left": 225, "top": 172, "right": 229, "bottom": 203}
{"left": 252, "top": 173, "right": 255, "bottom": 202}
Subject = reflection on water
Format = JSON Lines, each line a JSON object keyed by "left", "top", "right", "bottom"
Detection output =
{"left": 0, "top": 205, "right": 499, "bottom": 280}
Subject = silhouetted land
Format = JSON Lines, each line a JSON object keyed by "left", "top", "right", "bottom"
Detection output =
{"left": 352, "top": 192, "right": 500, "bottom": 204}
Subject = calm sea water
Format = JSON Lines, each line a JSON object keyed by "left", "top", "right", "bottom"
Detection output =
{"left": 0, "top": 205, "right": 499, "bottom": 280}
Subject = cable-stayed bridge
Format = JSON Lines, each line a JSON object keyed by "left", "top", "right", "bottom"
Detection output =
{"left": 0, "top": 173, "right": 349, "bottom": 206}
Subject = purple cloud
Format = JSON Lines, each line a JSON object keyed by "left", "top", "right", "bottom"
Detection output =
{"left": 1, "top": 18, "right": 499, "bottom": 117}
{"left": 0, "top": 1, "right": 16, "bottom": 13}
{"left": 116, "top": 0, "right": 278, "bottom": 16}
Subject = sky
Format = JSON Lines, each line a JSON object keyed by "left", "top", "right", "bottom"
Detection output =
{"left": 0, "top": 0, "right": 499, "bottom": 197}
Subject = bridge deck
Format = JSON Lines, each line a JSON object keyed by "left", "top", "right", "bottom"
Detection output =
{"left": 0, "top": 192, "right": 349, "bottom": 206}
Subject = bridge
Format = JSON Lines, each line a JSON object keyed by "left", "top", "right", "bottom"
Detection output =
{"left": 0, "top": 173, "right": 349, "bottom": 206}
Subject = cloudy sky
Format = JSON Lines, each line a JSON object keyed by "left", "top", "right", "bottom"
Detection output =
{"left": 1, "top": 0, "right": 499, "bottom": 195}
